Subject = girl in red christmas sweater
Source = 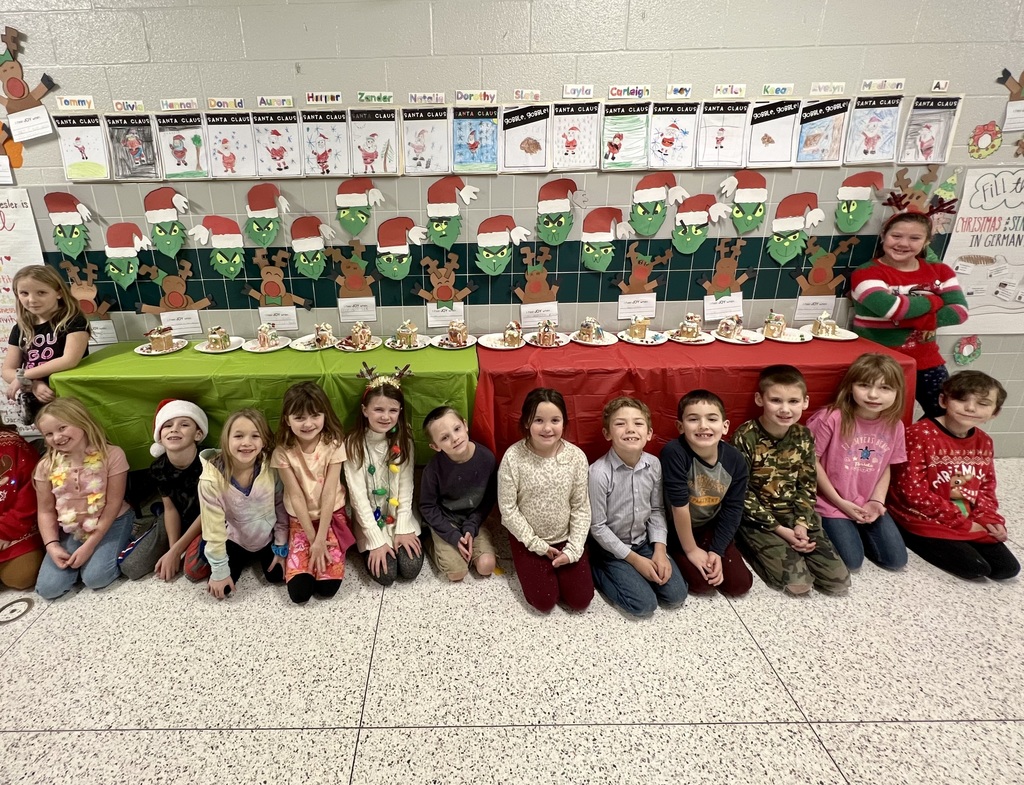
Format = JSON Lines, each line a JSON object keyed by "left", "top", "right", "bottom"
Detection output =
{"left": 850, "top": 212, "right": 967, "bottom": 418}
{"left": 888, "top": 371, "right": 1019, "bottom": 581}
{"left": 0, "top": 424, "right": 41, "bottom": 589}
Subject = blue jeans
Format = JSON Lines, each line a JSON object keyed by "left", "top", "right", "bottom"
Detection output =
{"left": 821, "top": 513, "right": 908, "bottom": 571}
{"left": 36, "top": 510, "right": 135, "bottom": 600}
{"left": 590, "top": 539, "right": 688, "bottom": 618}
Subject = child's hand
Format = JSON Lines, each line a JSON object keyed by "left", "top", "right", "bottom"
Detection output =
{"left": 309, "top": 539, "right": 328, "bottom": 573}
{"left": 546, "top": 546, "right": 561, "bottom": 561}
{"left": 985, "top": 523, "right": 1009, "bottom": 542}
{"left": 703, "top": 551, "right": 724, "bottom": 586}
{"left": 394, "top": 533, "right": 422, "bottom": 560}
{"left": 457, "top": 533, "right": 474, "bottom": 563}
{"left": 839, "top": 499, "right": 870, "bottom": 523}
{"left": 5, "top": 379, "right": 20, "bottom": 400}
{"left": 776, "top": 526, "right": 816, "bottom": 553}
{"left": 32, "top": 380, "right": 55, "bottom": 403}
{"left": 550, "top": 551, "right": 570, "bottom": 568}
{"left": 651, "top": 549, "right": 673, "bottom": 585}
{"left": 45, "top": 541, "right": 71, "bottom": 569}
{"left": 627, "top": 551, "right": 662, "bottom": 583}
{"left": 685, "top": 547, "right": 711, "bottom": 577}
{"left": 268, "top": 554, "right": 286, "bottom": 575}
{"left": 154, "top": 548, "right": 182, "bottom": 581}
{"left": 208, "top": 576, "right": 235, "bottom": 599}
{"left": 861, "top": 500, "right": 886, "bottom": 522}
{"left": 65, "top": 539, "right": 97, "bottom": 569}
{"left": 792, "top": 524, "right": 816, "bottom": 553}
{"left": 367, "top": 544, "right": 395, "bottom": 577}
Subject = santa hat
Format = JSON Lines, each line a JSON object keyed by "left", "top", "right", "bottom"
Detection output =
{"left": 246, "top": 183, "right": 290, "bottom": 219}
{"left": 105, "top": 222, "right": 152, "bottom": 258}
{"left": 675, "top": 194, "right": 729, "bottom": 226}
{"left": 426, "top": 176, "right": 479, "bottom": 218}
{"left": 290, "top": 216, "right": 335, "bottom": 254}
{"left": 567, "top": 126, "right": 580, "bottom": 133}
{"left": 666, "top": 123, "right": 680, "bottom": 134}
{"left": 633, "top": 173, "right": 686, "bottom": 204}
{"left": 581, "top": 207, "right": 633, "bottom": 243}
{"left": 720, "top": 169, "right": 767, "bottom": 203}
{"left": 144, "top": 187, "right": 188, "bottom": 224}
{"left": 837, "top": 170, "right": 884, "bottom": 201}
{"left": 376, "top": 216, "right": 427, "bottom": 255}
{"left": 270, "top": 129, "right": 282, "bottom": 138}
{"left": 772, "top": 192, "right": 825, "bottom": 233}
{"left": 476, "top": 215, "right": 531, "bottom": 247}
{"left": 537, "top": 178, "right": 582, "bottom": 215}
{"left": 336, "top": 178, "right": 384, "bottom": 208}
{"left": 43, "top": 192, "right": 91, "bottom": 226}
{"left": 189, "top": 215, "right": 243, "bottom": 249}
{"left": 150, "top": 399, "right": 209, "bottom": 458}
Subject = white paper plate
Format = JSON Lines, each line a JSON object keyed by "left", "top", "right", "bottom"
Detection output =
{"left": 242, "top": 336, "right": 291, "bottom": 353}
{"left": 336, "top": 335, "right": 383, "bottom": 352}
{"left": 798, "top": 324, "right": 858, "bottom": 341}
{"left": 478, "top": 332, "right": 525, "bottom": 350}
{"left": 756, "top": 327, "right": 813, "bottom": 344}
{"left": 617, "top": 330, "right": 669, "bottom": 346}
{"left": 713, "top": 329, "right": 765, "bottom": 345}
{"left": 526, "top": 331, "right": 571, "bottom": 348}
{"left": 430, "top": 334, "right": 479, "bottom": 350}
{"left": 668, "top": 330, "right": 715, "bottom": 345}
{"left": 194, "top": 336, "right": 244, "bottom": 354}
{"left": 135, "top": 338, "right": 188, "bottom": 356}
{"left": 569, "top": 330, "right": 619, "bottom": 347}
{"left": 384, "top": 335, "right": 432, "bottom": 351}
{"left": 290, "top": 333, "right": 333, "bottom": 351}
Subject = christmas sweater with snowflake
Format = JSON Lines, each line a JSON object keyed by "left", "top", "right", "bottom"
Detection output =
{"left": 850, "top": 258, "right": 967, "bottom": 370}
{"left": 888, "top": 418, "right": 1002, "bottom": 542}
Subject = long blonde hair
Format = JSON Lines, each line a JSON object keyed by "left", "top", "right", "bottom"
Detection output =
{"left": 35, "top": 397, "right": 110, "bottom": 462}
{"left": 213, "top": 408, "right": 274, "bottom": 481}
{"left": 12, "top": 265, "right": 87, "bottom": 351}
{"left": 828, "top": 354, "right": 906, "bottom": 437}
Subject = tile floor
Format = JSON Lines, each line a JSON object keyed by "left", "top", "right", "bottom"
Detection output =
{"left": 2, "top": 461, "right": 1024, "bottom": 785}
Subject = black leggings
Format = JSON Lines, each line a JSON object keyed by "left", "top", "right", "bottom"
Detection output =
{"left": 899, "top": 527, "right": 1020, "bottom": 581}
{"left": 226, "top": 540, "right": 285, "bottom": 584}
{"left": 287, "top": 574, "right": 342, "bottom": 604}
{"left": 366, "top": 546, "right": 424, "bottom": 587}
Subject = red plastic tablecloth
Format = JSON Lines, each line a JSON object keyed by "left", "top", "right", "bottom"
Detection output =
{"left": 472, "top": 337, "right": 915, "bottom": 464}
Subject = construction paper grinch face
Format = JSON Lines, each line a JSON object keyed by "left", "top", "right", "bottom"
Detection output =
{"left": 245, "top": 217, "right": 281, "bottom": 248}
{"left": 426, "top": 214, "right": 462, "bottom": 250}
{"left": 767, "top": 230, "right": 807, "bottom": 265}
{"left": 629, "top": 201, "right": 667, "bottom": 236}
{"left": 152, "top": 221, "right": 186, "bottom": 257}
{"left": 730, "top": 202, "right": 766, "bottom": 234}
{"left": 835, "top": 199, "right": 874, "bottom": 234}
{"left": 671, "top": 222, "right": 709, "bottom": 255}
{"left": 581, "top": 241, "right": 615, "bottom": 273}
{"left": 337, "top": 206, "right": 372, "bottom": 237}
{"left": 105, "top": 257, "right": 138, "bottom": 290}
{"left": 294, "top": 249, "right": 327, "bottom": 279}
{"left": 375, "top": 252, "right": 413, "bottom": 280}
{"left": 210, "top": 248, "right": 246, "bottom": 279}
{"left": 475, "top": 245, "right": 513, "bottom": 276}
{"left": 53, "top": 224, "right": 90, "bottom": 259}
{"left": 536, "top": 212, "right": 573, "bottom": 246}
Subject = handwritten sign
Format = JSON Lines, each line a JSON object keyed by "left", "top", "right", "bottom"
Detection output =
{"left": 0, "top": 188, "right": 44, "bottom": 264}
{"left": 7, "top": 106, "right": 53, "bottom": 141}
{"left": 258, "top": 306, "right": 298, "bottom": 333}
{"left": 520, "top": 301, "right": 559, "bottom": 329}
{"left": 617, "top": 293, "right": 656, "bottom": 320}
{"left": 703, "top": 293, "right": 744, "bottom": 323}
{"left": 795, "top": 295, "right": 837, "bottom": 322}
{"left": 0, "top": 158, "right": 12, "bottom": 185}
{"left": 338, "top": 297, "right": 376, "bottom": 324}
{"left": 88, "top": 321, "right": 118, "bottom": 345}
{"left": 160, "top": 310, "right": 203, "bottom": 336}
{"left": 426, "top": 301, "right": 465, "bottom": 328}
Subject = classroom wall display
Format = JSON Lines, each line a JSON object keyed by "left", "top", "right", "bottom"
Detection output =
{"left": 552, "top": 101, "right": 600, "bottom": 171}
{"left": 288, "top": 215, "right": 335, "bottom": 279}
{"left": 335, "top": 177, "right": 382, "bottom": 239}
{"left": 795, "top": 99, "right": 850, "bottom": 167}
{"left": 301, "top": 110, "right": 350, "bottom": 177}
{"left": 0, "top": 27, "right": 55, "bottom": 143}
{"left": 672, "top": 193, "right": 729, "bottom": 255}
{"left": 103, "top": 221, "right": 150, "bottom": 289}
{"left": 42, "top": 191, "right": 93, "bottom": 259}
{"left": 899, "top": 96, "right": 962, "bottom": 165}
{"left": 401, "top": 107, "right": 451, "bottom": 176}
{"left": 514, "top": 245, "right": 559, "bottom": 304}
{"left": 423, "top": 175, "right": 478, "bottom": 249}
{"left": 374, "top": 216, "right": 426, "bottom": 280}
{"left": 844, "top": 95, "right": 903, "bottom": 165}
{"left": 349, "top": 108, "right": 399, "bottom": 175}
{"left": 245, "top": 182, "right": 290, "bottom": 247}
{"left": 206, "top": 112, "right": 257, "bottom": 178}
{"left": 452, "top": 107, "right": 499, "bottom": 174}
{"left": 648, "top": 102, "right": 698, "bottom": 170}
{"left": 996, "top": 67, "right": 1024, "bottom": 133}
{"left": 105, "top": 114, "right": 160, "bottom": 181}
{"left": 144, "top": 186, "right": 190, "bottom": 258}
{"left": 696, "top": 101, "right": 750, "bottom": 169}
{"left": 834, "top": 170, "right": 884, "bottom": 233}
{"left": 941, "top": 167, "right": 1024, "bottom": 334}
{"left": 500, "top": 104, "right": 551, "bottom": 173}
{"left": 253, "top": 111, "right": 302, "bottom": 177}
{"left": 628, "top": 172, "right": 686, "bottom": 237}
{"left": 746, "top": 100, "right": 800, "bottom": 168}
{"left": 136, "top": 256, "right": 213, "bottom": 314}
{"left": 601, "top": 102, "right": 649, "bottom": 170}
{"left": 474, "top": 214, "right": 531, "bottom": 276}
{"left": 580, "top": 207, "right": 633, "bottom": 272}
{"left": 188, "top": 215, "right": 246, "bottom": 279}
{"left": 967, "top": 121, "right": 1003, "bottom": 159}
{"left": 720, "top": 169, "right": 768, "bottom": 234}
{"left": 154, "top": 113, "right": 210, "bottom": 180}
{"left": 54, "top": 115, "right": 109, "bottom": 181}
{"left": 535, "top": 178, "right": 583, "bottom": 246}
{"left": 766, "top": 192, "right": 824, "bottom": 265}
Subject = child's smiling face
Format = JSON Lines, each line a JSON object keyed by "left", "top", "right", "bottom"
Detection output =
{"left": 160, "top": 416, "right": 203, "bottom": 454}
{"left": 39, "top": 416, "right": 86, "bottom": 456}
{"left": 228, "top": 416, "right": 263, "bottom": 467}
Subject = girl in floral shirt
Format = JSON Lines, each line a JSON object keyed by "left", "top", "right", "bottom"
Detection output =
{"left": 33, "top": 398, "right": 134, "bottom": 599}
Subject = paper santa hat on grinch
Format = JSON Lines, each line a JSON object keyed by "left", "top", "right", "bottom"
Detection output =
{"left": 772, "top": 192, "right": 825, "bottom": 233}
{"left": 676, "top": 194, "right": 729, "bottom": 226}
{"left": 476, "top": 215, "right": 531, "bottom": 247}
{"left": 150, "top": 398, "right": 209, "bottom": 458}
{"left": 581, "top": 207, "right": 633, "bottom": 243}
{"left": 336, "top": 178, "right": 384, "bottom": 209}
{"left": 720, "top": 169, "right": 767, "bottom": 203}
{"left": 144, "top": 187, "right": 188, "bottom": 224}
{"left": 189, "top": 215, "right": 243, "bottom": 249}
{"left": 632, "top": 173, "right": 686, "bottom": 204}
{"left": 837, "top": 171, "right": 884, "bottom": 201}
{"left": 44, "top": 192, "right": 92, "bottom": 226}
{"left": 426, "top": 176, "right": 479, "bottom": 218}
{"left": 290, "top": 216, "right": 335, "bottom": 254}
{"left": 246, "top": 183, "right": 290, "bottom": 219}
{"left": 377, "top": 217, "right": 427, "bottom": 255}
{"left": 105, "top": 222, "right": 152, "bottom": 258}
{"left": 537, "top": 178, "right": 583, "bottom": 214}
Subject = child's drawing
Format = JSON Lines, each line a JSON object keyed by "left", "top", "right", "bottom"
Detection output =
{"left": 301, "top": 111, "right": 350, "bottom": 176}
{"left": 648, "top": 103, "right": 698, "bottom": 169}
{"left": 402, "top": 107, "right": 451, "bottom": 175}
{"left": 453, "top": 107, "right": 498, "bottom": 174}
{"left": 552, "top": 102, "right": 599, "bottom": 171}
{"left": 207, "top": 112, "right": 257, "bottom": 178}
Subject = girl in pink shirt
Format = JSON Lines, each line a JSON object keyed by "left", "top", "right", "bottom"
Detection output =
{"left": 808, "top": 354, "right": 909, "bottom": 571}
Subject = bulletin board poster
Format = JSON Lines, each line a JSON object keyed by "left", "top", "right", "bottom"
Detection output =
{"left": 941, "top": 167, "right": 1024, "bottom": 334}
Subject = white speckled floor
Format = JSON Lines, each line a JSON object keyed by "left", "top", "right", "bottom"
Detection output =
{"left": 3, "top": 460, "right": 1024, "bottom": 785}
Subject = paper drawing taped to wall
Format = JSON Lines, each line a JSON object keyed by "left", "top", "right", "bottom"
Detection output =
{"left": 552, "top": 102, "right": 600, "bottom": 171}
{"left": 349, "top": 109, "right": 399, "bottom": 175}
{"left": 155, "top": 113, "right": 211, "bottom": 180}
{"left": 253, "top": 111, "right": 302, "bottom": 177}
{"left": 795, "top": 99, "right": 850, "bottom": 166}
{"left": 500, "top": 104, "right": 551, "bottom": 173}
{"left": 601, "top": 102, "right": 649, "bottom": 171}
{"left": 452, "top": 107, "right": 499, "bottom": 174}
{"left": 206, "top": 112, "right": 257, "bottom": 179}
{"left": 745, "top": 100, "right": 799, "bottom": 168}
{"left": 402, "top": 107, "right": 451, "bottom": 175}
{"left": 301, "top": 110, "right": 350, "bottom": 177}
{"left": 54, "top": 115, "right": 109, "bottom": 181}
{"left": 105, "top": 114, "right": 160, "bottom": 181}
{"left": 899, "top": 96, "right": 961, "bottom": 165}
{"left": 648, "top": 102, "right": 698, "bottom": 170}
{"left": 696, "top": 102, "right": 750, "bottom": 168}
{"left": 844, "top": 95, "right": 902, "bottom": 165}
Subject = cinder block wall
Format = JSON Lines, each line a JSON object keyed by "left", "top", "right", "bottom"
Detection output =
{"left": 6, "top": 0, "right": 1024, "bottom": 454}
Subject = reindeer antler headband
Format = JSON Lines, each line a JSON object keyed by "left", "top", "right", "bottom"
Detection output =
{"left": 357, "top": 361, "right": 414, "bottom": 397}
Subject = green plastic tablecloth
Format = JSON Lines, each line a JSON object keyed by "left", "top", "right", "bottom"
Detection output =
{"left": 51, "top": 342, "right": 478, "bottom": 470}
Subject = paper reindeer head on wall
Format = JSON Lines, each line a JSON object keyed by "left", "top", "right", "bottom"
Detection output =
{"left": 0, "top": 27, "right": 55, "bottom": 115}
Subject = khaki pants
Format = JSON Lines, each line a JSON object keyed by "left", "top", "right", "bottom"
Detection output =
{"left": 428, "top": 525, "right": 496, "bottom": 576}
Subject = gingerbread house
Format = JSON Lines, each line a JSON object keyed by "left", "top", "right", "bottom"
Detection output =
{"left": 502, "top": 320, "right": 523, "bottom": 348}
{"left": 577, "top": 316, "right": 604, "bottom": 343}
{"left": 314, "top": 323, "right": 334, "bottom": 348}
{"left": 145, "top": 326, "right": 175, "bottom": 352}
{"left": 716, "top": 315, "right": 744, "bottom": 340}
{"left": 763, "top": 310, "right": 787, "bottom": 339}
{"left": 350, "top": 321, "right": 373, "bottom": 350}
{"left": 447, "top": 320, "right": 468, "bottom": 347}
{"left": 536, "top": 319, "right": 558, "bottom": 347}
{"left": 396, "top": 320, "right": 418, "bottom": 348}
{"left": 206, "top": 325, "right": 231, "bottom": 351}
{"left": 811, "top": 310, "right": 839, "bottom": 337}
{"left": 627, "top": 315, "right": 650, "bottom": 340}
{"left": 257, "top": 323, "right": 279, "bottom": 349}
{"left": 676, "top": 313, "right": 703, "bottom": 340}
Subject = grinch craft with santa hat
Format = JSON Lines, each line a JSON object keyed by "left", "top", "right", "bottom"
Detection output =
{"left": 672, "top": 194, "right": 729, "bottom": 255}
{"left": 423, "top": 176, "right": 479, "bottom": 250}
{"left": 766, "top": 192, "right": 824, "bottom": 265}
{"left": 474, "top": 215, "right": 531, "bottom": 276}
{"left": 720, "top": 169, "right": 768, "bottom": 234}
{"left": 290, "top": 216, "right": 335, "bottom": 279}
{"left": 144, "top": 187, "right": 189, "bottom": 258}
{"left": 375, "top": 217, "right": 426, "bottom": 280}
{"left": 336, "top": 178, "right": 383, "bottom": 238}
{"left": 536, "top": 178, "right": 585, "bottom": 246}
{"left": 189, "top": 215, "right": 246, "bottom": 279}
{"left": 104, "top": 222, "right": 152, "bottom": 289}
{"left": 44, "top": 192, "right": 93, "bottom": 259}
{"left": 245, "top": 183, "right": 290, "bottom": 247}
{"left": 580, "top": 207, "right": 633, "bottom": 273}
{"left": 835, "top": 171, "right": 884, "bottom": 233}
{"left": 628, "top": 172, "right": 687, "bottom": 236}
